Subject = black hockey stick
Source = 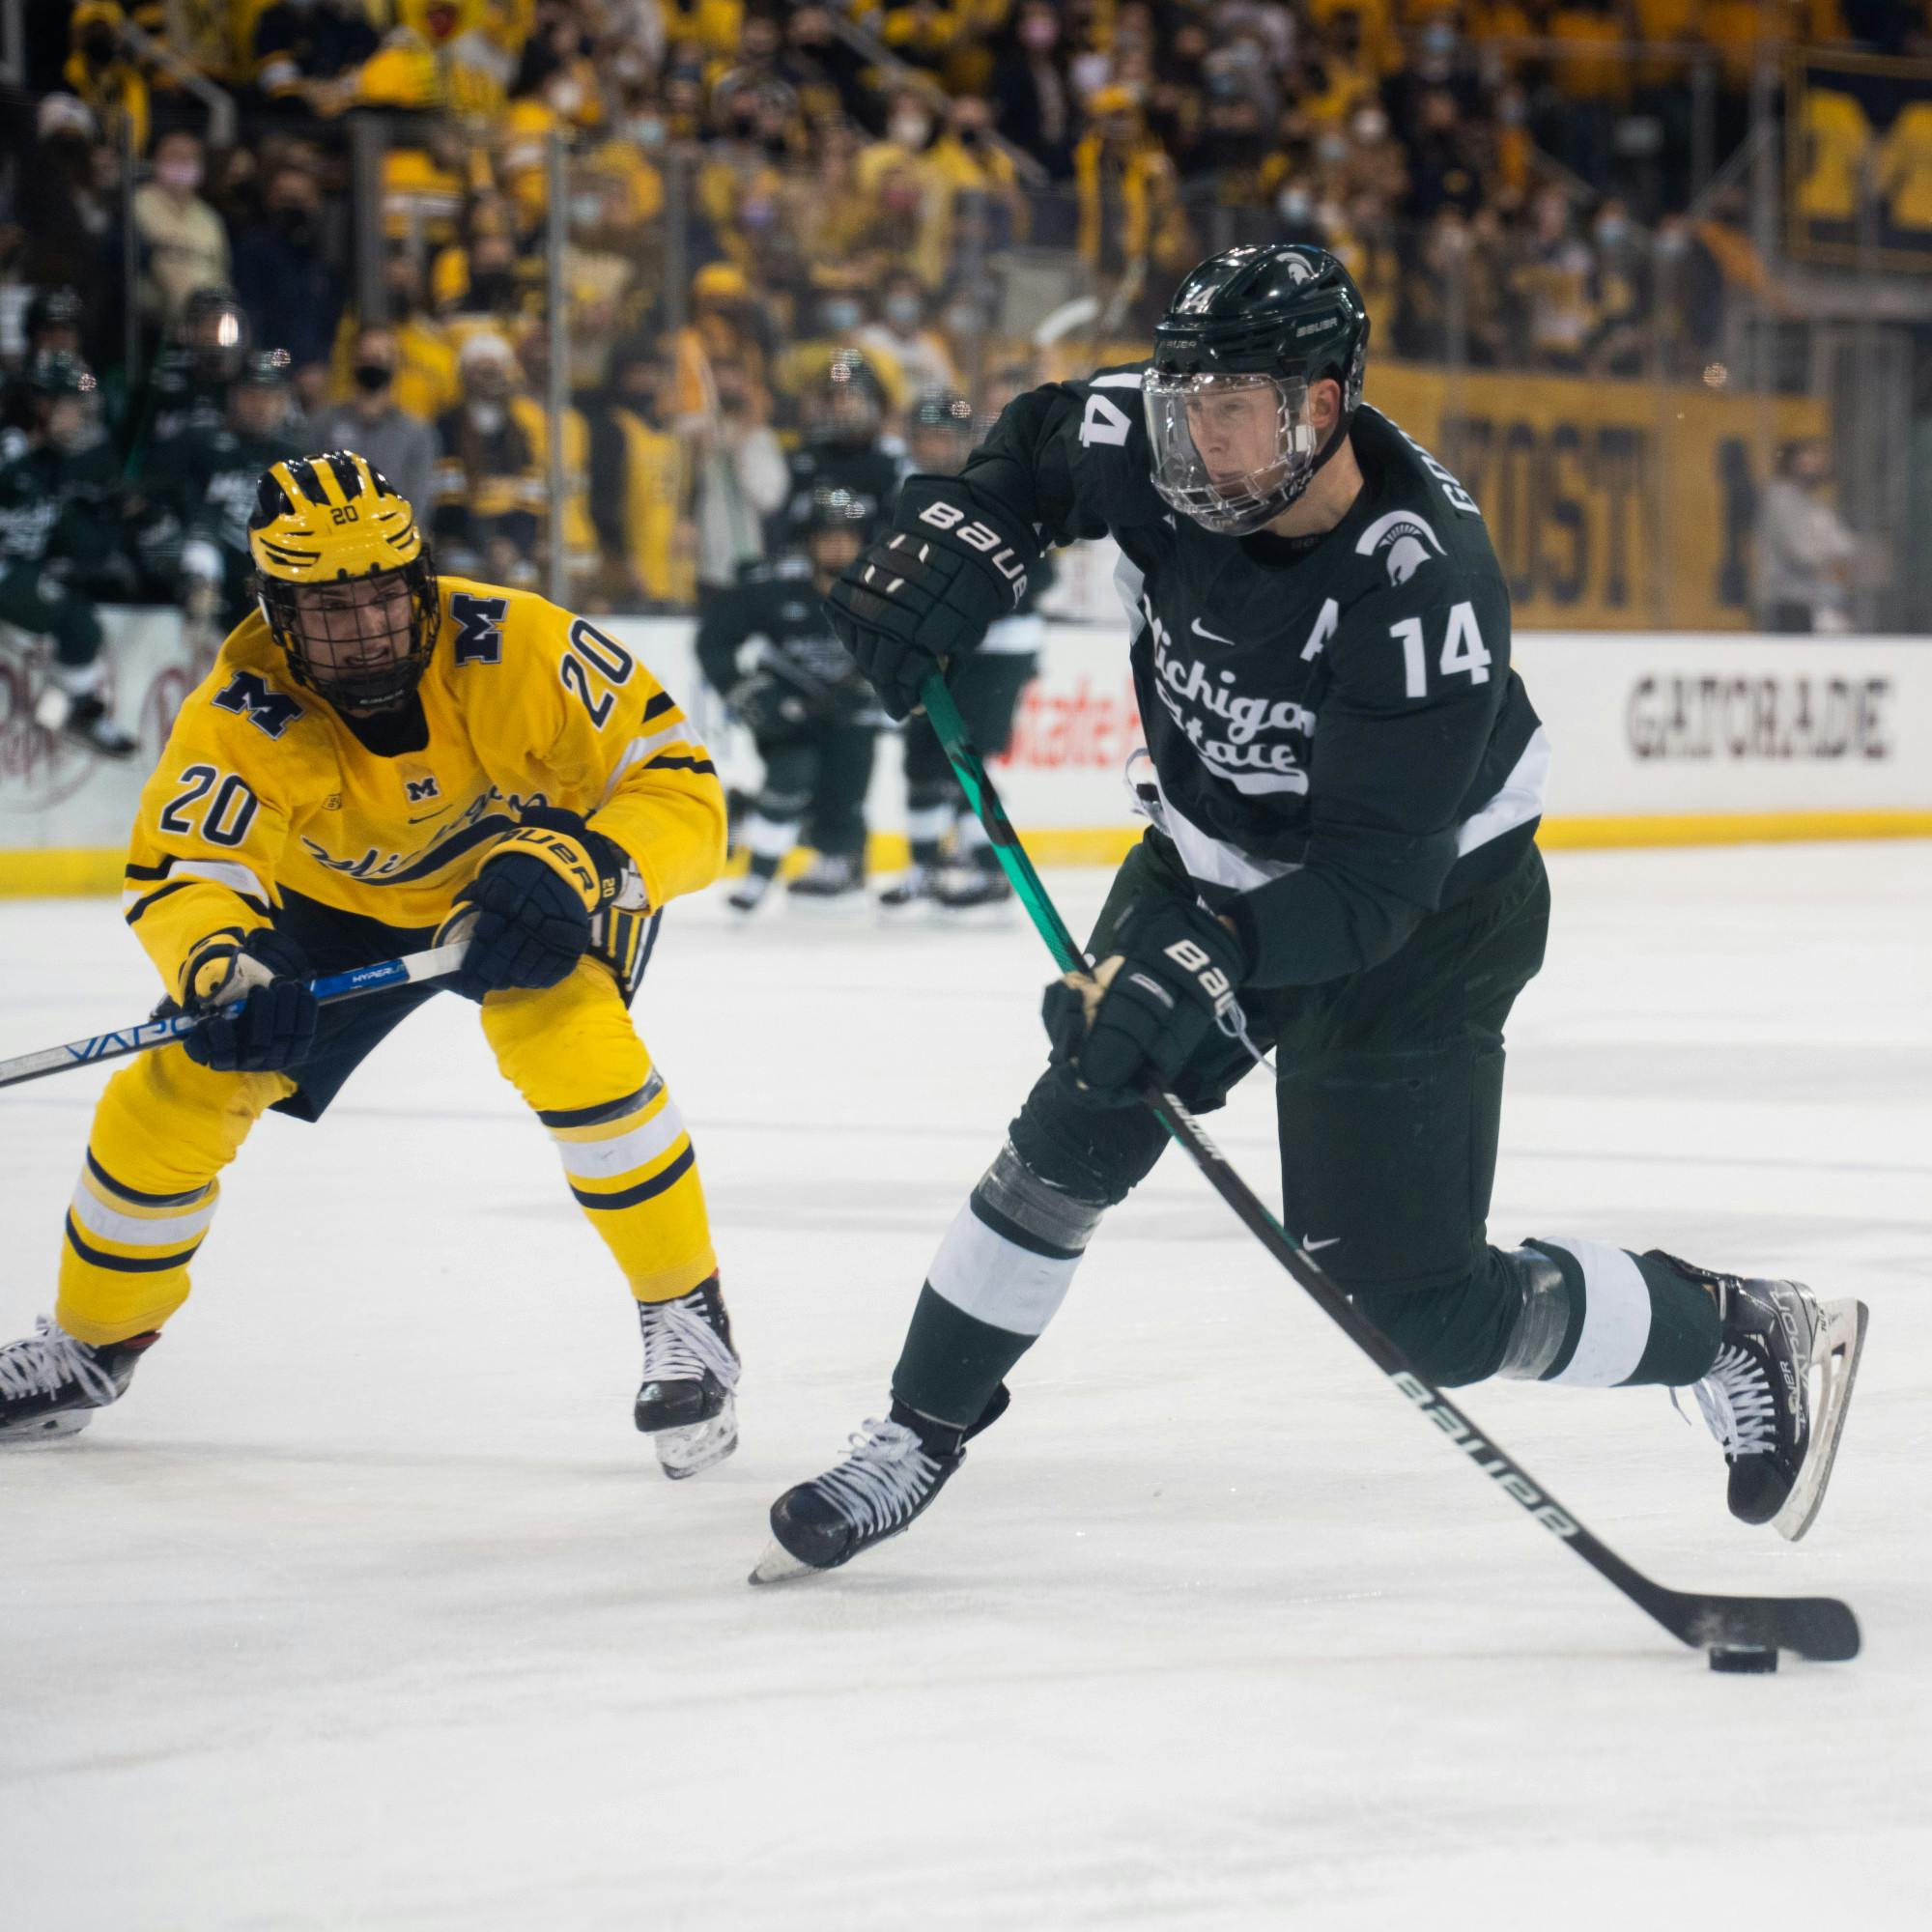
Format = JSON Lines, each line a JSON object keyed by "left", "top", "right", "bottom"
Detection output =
{"left": 0, "top": 944, "right": 468, "bottom": 1093}
{"left": 919, "top": 672, "right": 1859, "bottom": 1665}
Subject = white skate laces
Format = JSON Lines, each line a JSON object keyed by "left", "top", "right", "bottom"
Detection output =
{"left": 812, "top": 1419, "right": 943, "bottom": 1537}
{"left": 0, "top": 1317, "right": 118, "bottom": 1406}
{"left": 638, "top": 1293, "right": 739, "bottom": 1389}
{"left": 1686, "top": 1344, "right": 1778, "bottom": 1458}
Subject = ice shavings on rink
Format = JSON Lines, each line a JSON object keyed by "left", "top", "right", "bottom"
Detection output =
{"left": 1, "top": 840, "right": 1928, "bottom": 1929}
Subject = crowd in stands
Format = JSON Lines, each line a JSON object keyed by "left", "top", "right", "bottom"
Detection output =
{"left": 0, "top": 0, "right": 1922, "bottom": 615}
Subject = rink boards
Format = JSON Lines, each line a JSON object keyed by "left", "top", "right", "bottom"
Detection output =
{"left": 3, "top": 609, "right": 1930, "bottom": 894}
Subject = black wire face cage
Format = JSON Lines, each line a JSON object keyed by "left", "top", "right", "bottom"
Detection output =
{"left": 257, "top": 554, "right": 439, "bottom": 713}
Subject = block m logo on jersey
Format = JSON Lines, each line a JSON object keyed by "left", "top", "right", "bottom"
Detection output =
{"left": 211, "top": 670, "right": 303, "bottom": 740}
{"left": 405, "top": 776, "right": 440, "bottom": 804}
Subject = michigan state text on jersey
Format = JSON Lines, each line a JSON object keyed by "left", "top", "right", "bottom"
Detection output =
{"left": 0, "top": 452, "right": 744, "bottom": 1477}
{"left": 760, "top": 243, "right": 1867, "bottom": 1580}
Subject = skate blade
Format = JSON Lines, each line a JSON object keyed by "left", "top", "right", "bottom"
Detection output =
{"left": 747, "top": 1539, "right": 817, "bottom": 1585}
{"left": 784, "top": 894, "right": 868, "bottom": 917}
{"left": 1774, "top": 1298, "right": 1869, "bottom": 1543}
{"left": 0, "top": 1409, "right": 95, "bottom": 1446}
{"left": 934, "top": 896, "right": 1016, "bottom": 926}
{"left": 651, "top": 1402, "right": 738, "bottom": 1481}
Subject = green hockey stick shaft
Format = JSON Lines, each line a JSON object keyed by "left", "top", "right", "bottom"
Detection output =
{"left": 914, "top": 669, "right": 1859, "bottom": 1662}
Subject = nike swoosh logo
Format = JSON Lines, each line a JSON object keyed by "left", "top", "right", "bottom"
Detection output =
{"left": 407, "top": 809, "right": 451, "bottom": 826}
{"left": 1302, "top": 1236, "right": 1342, "bottom": 1252}
{"left": 1191, "top": 618, "right": 1236, "bottom": 645}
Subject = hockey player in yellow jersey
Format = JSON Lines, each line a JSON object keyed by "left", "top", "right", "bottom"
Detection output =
{"left": 0, "top": 450, "right": 743, "bottom": 1475}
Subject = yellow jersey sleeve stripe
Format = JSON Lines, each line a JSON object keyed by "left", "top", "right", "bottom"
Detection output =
{"left": 601, "top": 722, "right": 704, "bottom": 800}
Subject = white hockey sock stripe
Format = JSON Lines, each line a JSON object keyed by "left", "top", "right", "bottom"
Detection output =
{"left": 1540, "top": 1237, "right": 1652, "bottom": 1386}
{"left": 905, "top": 803, "right": 953, "bottom": 843}
{"left": 925, "top": 1198, "right": 1084, "bottom": 1337}
{"left": 743, "top": 812, "right": 801, "bottom": 861}
{"left": 70, "top": 1171, "right": 220, "bottom": 1250}
{"left": 550, "top": 1089, "right": 687, "bottom": 1183}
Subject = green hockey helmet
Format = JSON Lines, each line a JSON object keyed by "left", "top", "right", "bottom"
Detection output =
{"left": 1146, "top": 243, "right": 1370, "bottom": 534}
{"left": 27, "top": 348, "right": 97, "bottom": 400}
{"left": 805, "top": 349, "right": 887, "bottom": 451}
{"left": 907, "top": 388, "right": 977, "bottom": 474}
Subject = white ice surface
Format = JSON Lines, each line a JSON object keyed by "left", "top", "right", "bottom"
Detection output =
{"left": 2, "top": 842, "right": 1930, "bottom": 1931}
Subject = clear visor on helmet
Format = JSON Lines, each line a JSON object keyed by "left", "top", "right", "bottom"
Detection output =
{"left": 1142, "top": 370, "right": 1319, "bottom": 536}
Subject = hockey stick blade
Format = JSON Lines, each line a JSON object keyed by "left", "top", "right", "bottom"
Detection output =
{"left": 917, "top": 671, "right": 1861, "bottom": 1664}
{"left": 0, "top": 942, "right": 469, "bottom": 1094}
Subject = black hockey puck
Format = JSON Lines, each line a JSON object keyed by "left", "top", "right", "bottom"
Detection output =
{"left": 1709, "top": 1645, "right": 1779, "bottom": 1673}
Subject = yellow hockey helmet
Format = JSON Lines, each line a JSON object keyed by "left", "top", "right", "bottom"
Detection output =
{"left": 248, "top": 451, "right": 439, "bottom": 713}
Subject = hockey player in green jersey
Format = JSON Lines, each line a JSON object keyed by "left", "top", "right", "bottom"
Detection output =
{"left": 697, "top": 486, "right": 882, "bottom": 917}
{"left": 172, "top": 350, "right": 309, "bottom": 635}
{"left": 0, "top": 352, "right": 138, "bottom": 758}
{"left": 756, "top": 243, "right": 1868, "bottom": 1581}
{"left": 877, "top": 390, "right": 1053, "bottom": 919}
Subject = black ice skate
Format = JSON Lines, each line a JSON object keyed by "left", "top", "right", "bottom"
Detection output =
{"left": 1662, "top": 1255, "right": 1869, "bottom": 1541}
{"left": 784, "top": 851, "right": 864, "bottom": 904}
{"left": 726, "top": 869, "right": 775, "bottom": 916}
{"left": 35, "top": 685, "right": 137, "bottom": 760}
{"left": 634, "top": 1277, "right": 740, "bottom": 1478}
{"left": 875, "top": 864, "right": 935, "bottom": 913}
{"left": 0, "top": 1317, "right": 157, "bottom": 1442}
{"left": 750, "top": 1387, "right": 1008, "bottom": 1582}
{"left": 931, "top": 863, "right": 1013, "bottom": 916}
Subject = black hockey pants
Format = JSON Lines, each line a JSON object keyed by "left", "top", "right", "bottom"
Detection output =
{"left": 1008, "top": 833, "right": 1550, "bottom": 1385}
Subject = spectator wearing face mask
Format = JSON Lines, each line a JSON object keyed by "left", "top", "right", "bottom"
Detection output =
{"left": 130, "top": 130, "right": 232, "bottom": 344}
{"left": 590, "top": 343, "right": 692, "bottom": 610}
{"left": 1072, "top": 89, "right": 1192, "bottom": 310}
{"left": 306, "top": 327, "right": 440, "bottom": 517}
{"left": 64, "top": 3, "right": 149, "bottom": 157}
{"left": 433, "top": 330, "right": 544, "bottom": 584}
{"left": 855, "top": 273, "right": 963, "bottom": 402}
{"left": 340, "top": 250, "right": 460, "bottom": 425}
{"left": 670, "top": 263, "right": 771, "bottom": 426}
{"left": 16, "top": 100, "right": 120, "bottom": 336}
{"left": 232, "top": 164, "right": 344, "bottom": 384}
{"left": 862, "top": 86, "right": 940, "bottom": 192}
{"left": 1510, "top": 185, "right": 1601, "bottom": 373}
{"left": 993, "top": 1, "right": 1074, "bottom": 178}
{"left": 923, "top": 94, "right": 1025, "bottom": 267}
{"left": 782, "top": 5, "right": 872, "bottom": 128}
{"left": 772, "top": 282, "right": 908, "bottom": 427}
{"left": 436, "top": 221, "right": 535, "bottom": 341}
{"left": 509, "top": 324, "right": 600, "bottom": 593}
{"left": 685, "top": 357, "right": 788, "bottom": 609}
{"left": 1586, "top": 199, "right": 1653, "bottom": 377}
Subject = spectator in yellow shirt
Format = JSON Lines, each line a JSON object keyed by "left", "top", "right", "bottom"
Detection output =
{"left": 590, "top": 342, "right": 694, "bottom": 611}
{"left": 65, "top": 4, "right": 149, "bottom": 157}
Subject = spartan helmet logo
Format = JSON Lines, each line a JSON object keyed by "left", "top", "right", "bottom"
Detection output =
{"left": 1280, "top": 253, "right": 1317, "bottom": 284}
{"left": 1384, "top": 534, "right": 1432, "bottom": 585}
{"left": 1354, "top": 509, "right": 1446, "bottom": 585}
